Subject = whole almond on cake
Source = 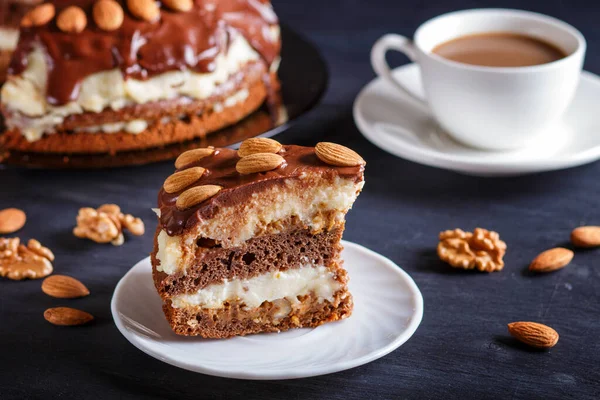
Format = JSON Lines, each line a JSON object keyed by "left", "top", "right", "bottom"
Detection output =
{"left": 236, "top": 153, "right": 285, "bottom": 174}
{"left": 238, "top": 137, "right": 282, "bottom": 157}
{"left": 175, "top": 148, "right": 215, "bottom": 169}
{"left": 176, "top": 185, "right": 223, "bottom": 210}
{"left": 56, "top": 6, "right": 87, "bottom": 33}
{"left": 315, "top": 142, "right": 365, "bottom": 167}
{"left": 164, "top": 167, "right": 206, "bottom": 193}
{"left": 162, "top": 0, "right": 193, "bottom": 12}
{"left": 127, "top": 0, "right": 160, "bottom": 22}
{"left": 21, "top": 3, "right": 55, "bottom": 27}
{"left": 93, "top": 0, "right": 124, "bottom": 31}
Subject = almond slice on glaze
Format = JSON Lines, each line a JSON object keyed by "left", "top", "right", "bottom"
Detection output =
{"left": 162, "top": 0, "right": 193, "bottom": 12}
{"left": 0, "top": 208, "right": 26, "bottom": 234}
{"left": 176, "top": 185, "right": 222, "bottom": 210}
{"left": 174, "top": 148, "right": 215, "bottom": 169}
{"left": 236, "top": 153, "right": 285, "bottom": 175}
{"left": 238, "top": 138, "right": 282, "bottom": 157}
{"left": 127, "top": 0, "right": 160, "bottom": 22}
{"left": 44, "top": 307, "right": 94, "bottom": 326}
{"left": 21, "top": 3, "right": 55, "bottom": 27}
{"left": 529, "top": 248, "right": 573, "bottom": 273}
{"left": 163, "top": 167, "right": 206, "bottom": 194}
{"left": 56, "top": 6, "right": 87, "bottom": 33}
{"left": 93, "top": 0, "right": 124, "bottom": 31}
{"left": 315, "top": 142, "right": 365, "bottom": 167}
{"left": 42, "top": 275, "right": 90, "bottom": 299}
{"left": 508, "top": 321, "right": 559, "bottom": 349}
{"left": 571, "top": 226, "right": 600, "bottom": 248}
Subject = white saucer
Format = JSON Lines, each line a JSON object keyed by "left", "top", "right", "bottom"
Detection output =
{"left": 111, "top": 241, "right": 423, "bottom": 380}
{"left": 354, "top": 64, "right": 600, "bottom": 176}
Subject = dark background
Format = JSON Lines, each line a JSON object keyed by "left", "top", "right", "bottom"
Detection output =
{"left": 1, "top": 0, "right": 600, "bottom": 399}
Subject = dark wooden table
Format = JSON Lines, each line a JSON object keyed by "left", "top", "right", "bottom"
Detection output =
{"left": 1, "top": 1, "right": 599, "bottom": 398}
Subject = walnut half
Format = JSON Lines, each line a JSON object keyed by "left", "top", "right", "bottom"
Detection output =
{"left": 73, "top": 204, "right": 145, "bottom": 246}
{"left": 0, "top": 237, "right": 54, "bottom": 280}
{"left": 437, "top": 228, "right": 507, "bottom": 272}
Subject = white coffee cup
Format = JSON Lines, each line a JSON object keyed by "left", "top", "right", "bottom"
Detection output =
{"left": 371, "top": 9, "right": 586, "bottom": 150}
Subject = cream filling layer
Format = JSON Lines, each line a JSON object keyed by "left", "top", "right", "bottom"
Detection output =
{"left": 155, "top": 176, "right": 363, "bottom": 275}
{"left": 170, "top": 264, "right": 341, "bottom": 310}
{"left": 71, "top": 88, "right": 250, "bottom": 134}
{"left": 193, "top": 175, "right": 363, "bottom": 248}
{"left": 0, "top": 28, "right": 18, "bottom": 51}
{"left": 1, "top": 33, "right": 262, "bottom": 142}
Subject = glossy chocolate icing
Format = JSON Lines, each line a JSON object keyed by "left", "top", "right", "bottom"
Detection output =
{"left": 9, "top": 0, "right": 280, "bottom": 105}
{"left": 158, "top": 145, "right": 365, "bottom": 236}
{"left": 0, "top": 0, "right": 41, "bottom": 29}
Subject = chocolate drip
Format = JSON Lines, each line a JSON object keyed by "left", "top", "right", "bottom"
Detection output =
{"left": 158, "top": 145, "right": 364, "bottom": 236}
{"left": 0, "top": 0, "right": 41, "bottom": 29}
{"left": 9, "top": 0, "right": 280, "bottom": 105}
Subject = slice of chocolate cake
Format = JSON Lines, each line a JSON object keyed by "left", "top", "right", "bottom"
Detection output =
{"left": 151, "top": 139, "right": 365, "bottom": 338}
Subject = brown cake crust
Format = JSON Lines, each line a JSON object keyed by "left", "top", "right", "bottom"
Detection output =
{"left": 1, "top": 65, "right": 271, "bottom": 154}
{"left": 0, "top": 49, "right": 11, "bottom": 83}
{"left": 0, "top": 110, "right": 275, "bottom": 168}
{"left": 152, "top": 223, "right": 346, "bottom": 299}
{"left": 162, "top": 290, "right": 353, "bottom": 338}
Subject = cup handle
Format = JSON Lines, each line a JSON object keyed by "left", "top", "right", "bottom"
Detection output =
{"left": 370, "top": 34, "right": 427, "bottom": 106}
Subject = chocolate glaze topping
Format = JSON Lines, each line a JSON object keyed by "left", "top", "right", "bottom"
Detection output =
{"left": 158, "top": 145, "right": 365, "bottom": 236}
{"left": 9, "top": 0, "right": 280, "bottom": 105}
{"left": 0, "top": 0, "right": 41, "bottom": 29}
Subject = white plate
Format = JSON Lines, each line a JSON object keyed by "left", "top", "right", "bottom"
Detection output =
{"left": 111, "top": 240, "right": 423, "bottom": 380}
{"left": 354, "top": 64, "right": 600, "bottom": 176}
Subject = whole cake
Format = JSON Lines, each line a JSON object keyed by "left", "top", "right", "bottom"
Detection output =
{"left": 151, "top": 138, "right": 366, "bottom": 338}
{"left": 0, "top": 0, "right": 281, "bottom": 155}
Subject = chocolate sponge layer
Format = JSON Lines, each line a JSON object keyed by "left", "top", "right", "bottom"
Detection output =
{"left": 151, "top": 224, "right": 345, "bottom": 299}
{"left": 162, "top": 289, "right": 353, "bottom": 338}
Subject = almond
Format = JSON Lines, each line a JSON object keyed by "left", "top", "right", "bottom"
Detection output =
{"left": 21, "top": 3, "right": 55, "bottom": 27}
{"left": 176, "top": 185, "right": 222, "bottom": 210}
{"left": 238, "top": 138, "right": 282, "bottom": 157}
{"left": 163, "top": 167, "right": 205, "bottom": 193}
{"left": 127, "top": 0, "right": 160, "bottom": 22}
{"left": 236, "top": 153, "right": 285, "bottom": 175}
{"left": 507, "top": 321, "right": 559, "bottom": 349}
{"left": 42, "top": 275, "right": 90, "bottom": 299}
{"left": 315, "top": 142, "right": 365, "bottom": 167}
{"left": 56, "top": 6, "right": 87, "bottom": 33}
{"left": 162, "top": 0, "right": 193, "bottom": 12}
{"left": 571, "top": 226, "right": 600, "bottom": 248}
{"left": 0, "top": 208, "right": 26, "bottom": 234}
{"left": 44, "top": 307, "right": 94, "bottom": 326}
{"left": 175, "top": 147, "right": 215, "bottom": 169}
{"left": 93, "top": 0, "right": 124, "bottom": 31}
{"left": 529, "top": 247, "right": 573, "bottom": 272}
